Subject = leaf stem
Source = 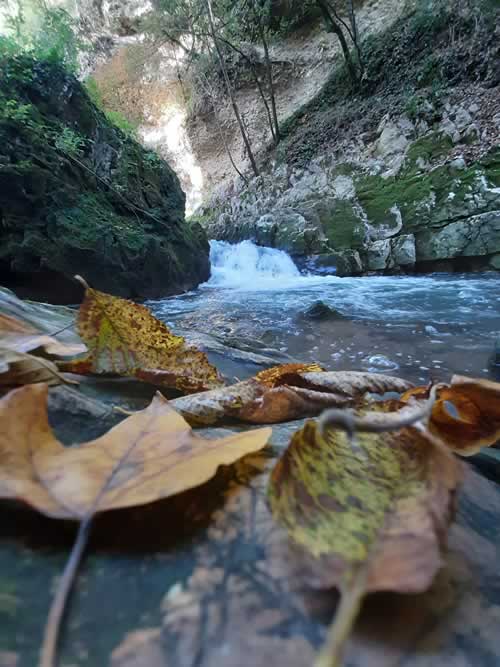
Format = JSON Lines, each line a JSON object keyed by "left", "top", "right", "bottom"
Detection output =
{"left": 318, "top": 384, "right": 440, "bottom": 440}
{"left": 314, "top": 581, "right": 364, "bottom": 667}
{"left": 40, "top": 516, "right": 93, "bottom": 667}
{"left": 48, "top": 321, "right": 77, "bottom": 337}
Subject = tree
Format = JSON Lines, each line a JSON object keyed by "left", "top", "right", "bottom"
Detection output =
{"left": 314, "top": 0, "right": 363, "bottom": 85}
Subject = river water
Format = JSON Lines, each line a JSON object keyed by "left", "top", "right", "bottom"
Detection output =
{"left": 149, "top": 240, "right": 500, "bottom": 384}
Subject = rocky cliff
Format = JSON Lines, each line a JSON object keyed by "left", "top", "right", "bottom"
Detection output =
{"left": 0, "top": 53, "right": 210, "bottom": 303}
{"left": 196, "top": 0, "right": 500, "bottom": 275}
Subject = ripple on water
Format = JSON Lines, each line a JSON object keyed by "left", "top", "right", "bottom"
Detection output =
{"left": 361, "top": 355, "right": 400, "bottom": 372}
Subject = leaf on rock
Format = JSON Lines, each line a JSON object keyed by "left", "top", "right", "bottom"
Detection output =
{"left": 0, "top": 383, "right": 271, "bottom": 519}
{"left": 402, "top": 375, "right": 500, "bottom": 455}
{"left": 268, "top": 416, "right": 462, "bottom": 666}
{"left": 171, "top": 368, "right": 413, "bottom": 425}
{"left": 0, "top": 347, "right": 77, "bottom": 391}
{"left": 58, "top": 283, "right": 223, "bottom": 393}
{"left": 0, "top": 312, "right": 86, "bottom": 358}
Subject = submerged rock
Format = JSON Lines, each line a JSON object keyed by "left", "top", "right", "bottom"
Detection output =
{"left": 299, "top": 301, "right": 347, "bottom": 321}
{"left": 0, "top": 55, "right": 209, "bottom": 303}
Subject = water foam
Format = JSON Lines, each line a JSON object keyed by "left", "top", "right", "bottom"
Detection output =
{"left": 207, "top": 240, "right": 309, "bottom": 288}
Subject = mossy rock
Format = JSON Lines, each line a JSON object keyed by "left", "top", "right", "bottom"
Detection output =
{"left": 0, "top": 54, "right": 209, "bottom": 303}
{"left": 355, "top": 145, "right": 500, "bottom": 236}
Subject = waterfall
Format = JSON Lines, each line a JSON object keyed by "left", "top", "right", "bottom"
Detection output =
{"left": 207, "top": 240, "right": 302, "bottom": 288}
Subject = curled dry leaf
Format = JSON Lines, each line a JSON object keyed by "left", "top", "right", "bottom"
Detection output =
{"left": 0, "top": 383, "right": 272, "bottom": 519}
{"left": 171, "top": 366, "right": 413, "bottom": 425}
{"left": 0, "top": 312, "right": 86, "bottom": 358}
{"left": 58, "top": 281, "right": 223, "bottom": 393}
{"left": 0, "top": 347, "right": 77, "bottom": 391}
{"left": 268, "top": 413, "right": 462, "bottom": 666}
{"left": 402, "top": 375, "right": 500, "bottom": 455}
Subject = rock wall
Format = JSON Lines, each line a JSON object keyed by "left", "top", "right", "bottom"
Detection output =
{"left": 0, "top": 55, "right": 210, "bottom": 303}
{"left": 199, "top": 90, "right": 500, "bottom": 275}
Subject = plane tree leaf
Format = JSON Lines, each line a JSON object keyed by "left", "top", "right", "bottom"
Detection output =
{"left": 0, "top": 382, "right": 271, "bottom": 667}
{"left": 58, "top": 280, "right": 223, "bottom": 393}
{"left": 268, "top": 415, "right": 462, "bottom": 667}
{"left": 0, "top": 348, "right": 77, "bottom": 391}
{"left": 402, "top": 375, "right": 500, "bottom": 455}
{"left": 0, "top": 383, "right": 271, "bottom": 519}
{"left": 171, "top": 366, "right": 413, "bottom": 425}
{"left": 0, "top": 312, "right": 86, "bottom": 358}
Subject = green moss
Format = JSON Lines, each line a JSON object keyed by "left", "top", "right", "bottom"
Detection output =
{"left": 355, "top": 146, "right": 500, "bottom": 235}
{"left": 321, "top": 201, "right": 365, "bottom": 249}
{"left": 404, "top": 133, "right": 453, "bottom": 168}
{"left": 54, "top": 193, "right": 148, "bottom": 252}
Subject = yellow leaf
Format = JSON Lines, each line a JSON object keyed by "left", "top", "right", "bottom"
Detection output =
{"left": 58, "top": 282, "right": 223, "bottom": 393}
{"left": 0, "top": 383, "right": 271, "bottom": 519}
{"left": 268, "top": 416, "right": 462, "bottom": 666}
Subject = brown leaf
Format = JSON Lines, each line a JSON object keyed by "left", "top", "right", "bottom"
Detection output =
{"left": 0, "top": 312, "right": 86, "bottom": 358}
{"left": 0, "top": 383, "right": 272, "bottom": 519}
{"left": 0, "top": 347, "right": 77, "bottom": 391}
{"left": 171, "top": 368, "right": 413, "bottom": 425}
{"left": 268, "top": 414, "right": 463, "bottom": 666}
{"left": 402, "top": 375, "right": 500, "bottom": 455}
{"left": 58, "top": 281, "right": 223, "bottom": 393}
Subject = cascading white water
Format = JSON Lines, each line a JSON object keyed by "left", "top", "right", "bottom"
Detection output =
{"left": 207, "top": 240, "right": 305, "bottom": 288}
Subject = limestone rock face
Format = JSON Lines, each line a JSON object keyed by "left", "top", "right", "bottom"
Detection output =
{"left": 0, "top": 56, "right": 209, "bottom": 303}
{"left": 417, "top": 212, "right": 500, "bottom": 261}
{"left": 200, "top": 124, "right": 500, "bottom": 276}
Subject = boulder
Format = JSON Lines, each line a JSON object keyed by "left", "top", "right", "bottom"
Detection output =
{"left": 366, "top": 239, "right": 393, "bottom": 271}
{"left": 391, "top": 234, "right": 416, "bottom": 266}
{"left": 334, "top": 249, "right": 364, "bottom": 277}
{"left": 0, "top": 56, "right": 209, "bottom": 303}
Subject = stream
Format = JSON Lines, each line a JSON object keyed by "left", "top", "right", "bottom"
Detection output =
{"left": 149, "top": 240, "right": 500, "bottom": 384}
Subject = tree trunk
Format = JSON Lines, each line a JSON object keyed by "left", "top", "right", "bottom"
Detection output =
{"left": 219, "top": 37, "right": 277, "bottom": 143}
{"left": 316, "top": 0, "right": 359, "bottom": 85}
{"left": 346, "top": 0, "right": 364, "bottom": 76}
{"left": 204, "top": 0, "right": 259, "bottom": 177}
{"left": 258, "top": 23, "right": 281, "bottom": 145}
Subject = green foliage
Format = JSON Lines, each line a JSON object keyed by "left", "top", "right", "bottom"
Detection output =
{"left": 105, "top": 111, "right": 138, "bottom": 138}
{"left": 84, "top": 77, "right": 104, "bottom": 107}
{"left": 54, "top": 126, "right": 85, "bottom": 157}
{"left": 1, "top": 0, "right": 84, "bottom": 72}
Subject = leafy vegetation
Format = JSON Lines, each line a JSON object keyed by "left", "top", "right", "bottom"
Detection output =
{"left": 0, "top": 0, "right": 83, "bottom": 72}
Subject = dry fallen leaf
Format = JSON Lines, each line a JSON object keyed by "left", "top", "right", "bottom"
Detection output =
{"left": 0, "top": 383, "right": 271, "bottom": 667}
{"left": 0, "top": 312, "right": 86, "bottom": 358}
{"left": 402, "top": 375, "right": 500, "bottom": 455}
{"left": 0, "top": 347, "right": 77, "bottom": 391}
{"left": 171, "top": 366, "right": 413, "bottom": 425}
{"left": 58, "top": 279, "right": 223, "bottom": 393}
{"left": 0, "top": 383, "right": 271, "bottom": 518}
{"left": 268, "top": 413, "right": 462, "bottom": 666}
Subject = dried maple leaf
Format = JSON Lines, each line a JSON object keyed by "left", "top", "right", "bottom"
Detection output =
{"left": 0, "top": 347, "right": 77, "bottom": 391}
{"left": 268, "top": 416, "right": 462, "bottom": 666}
{"left": 58, "top": 279, "right": 223, "bottom": 393}
{"left": 0, "top": 383, "right": 271, "bottom": 518}
{"left": 171, "top": 367, "right": 413, "bottom": 425}
{"left": 0, "top": 312, "right": 86, "bottom": 358}
{"left": 0, "top": 383, "right": 271, "bottom": 667}
{"left": 402, "top": 375, "right": 500, "bottom": 455}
